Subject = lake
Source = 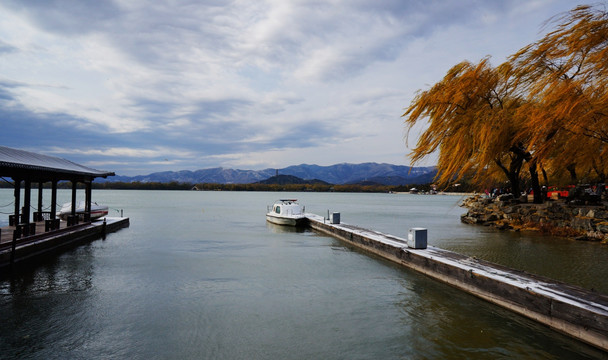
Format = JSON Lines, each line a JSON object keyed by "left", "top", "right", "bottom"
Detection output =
{"left": 0, "top": 190, "right": 606, "bottom": 359}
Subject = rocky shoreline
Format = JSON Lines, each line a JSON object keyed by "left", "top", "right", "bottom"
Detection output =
{"left": 460, "top": 195, "right": 608, "bottom": 243}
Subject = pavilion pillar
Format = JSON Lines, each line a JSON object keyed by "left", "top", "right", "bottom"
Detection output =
{"left": 50, "top": 180, "right": 57, "bottom": 220}
{"left": 84, "top": 181, "right": 92, "bottom": 222}
{"left": 9, "top": 178, "right": 20, "bottom": 265}
{"left": 68, "top": 180, "right": 78, "bottom": 226}
{"left": 13, "top": 179, "right": 21, "bottom": 224}
{"left": 71, "top": 181, "right": 77, "bottom": 217}
{"left": 37, "top": 182, "right": 43, "bottom": 221}
{"left": 23, "top": 180, "right": 31, "bottom": 224}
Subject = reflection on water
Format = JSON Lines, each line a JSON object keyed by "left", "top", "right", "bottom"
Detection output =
{"left": 265, "top": 221, "right": 308, "bottom": 234}
{"left": 0, "top": 190, "right": 605, "bottom": 359}
{"left": 0, "top": 244, "right": 99, "bottom": 359}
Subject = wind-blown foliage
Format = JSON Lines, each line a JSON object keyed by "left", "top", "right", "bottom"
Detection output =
{"left": 403, "top": 59, "right": 529, "bottom": 196}
{"left": 404, "top": 4, "right": 608, "bottom": 197}
{"left": 511, "top": 4, "right": 608, "bottom": 182}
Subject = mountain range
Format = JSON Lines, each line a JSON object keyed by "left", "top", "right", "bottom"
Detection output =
{"left": 101, "top": 163, "right": 437, "bottom": 185}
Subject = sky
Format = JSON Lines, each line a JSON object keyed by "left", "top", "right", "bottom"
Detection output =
{"left": 0, "top": 0, "right": 581, "bottom": 176}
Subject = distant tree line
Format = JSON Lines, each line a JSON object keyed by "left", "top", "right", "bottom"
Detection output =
{"left": 0, "top": 181, "right": 194, "bottom": 190}
{"left": 92, "top": 181, "right": 193, "bottom": 190}
{"left": 93, "top": 181, "right": 476, "bottom": 193}
{"left": 0, "top": 179, "right": 478, "bottom": 193}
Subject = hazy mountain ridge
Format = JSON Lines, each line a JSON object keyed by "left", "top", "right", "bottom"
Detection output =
{"left": 103, "top": 163, "right": 437, "bottom": 185}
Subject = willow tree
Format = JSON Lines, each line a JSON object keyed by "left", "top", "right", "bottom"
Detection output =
{"left": 511, "top": 4, "right": 608, "bottom": 181}
{"left": 403, "top": 58, "right": 530, "bottom": 196}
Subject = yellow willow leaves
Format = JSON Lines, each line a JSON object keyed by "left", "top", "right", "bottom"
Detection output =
{"left": 511, "top": 4, "right": 608, "bottom": 182}
{"left": 404, "top": 4, "right": 608, "bottom": 188}
{"left": 403, "top": 58, "right": 527, "bottom": 187}
{"left": 512, "top": 4, "right": 608, "bottom": 141}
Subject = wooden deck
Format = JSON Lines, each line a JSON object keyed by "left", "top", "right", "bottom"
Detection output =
{"left": 0, "top": 217, "right": 129, "bottom": 271}
{"left": 1, "top": 219, "right": 68, "bottom": 247}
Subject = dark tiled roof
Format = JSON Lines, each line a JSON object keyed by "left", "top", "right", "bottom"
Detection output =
{"left": 0, "top": 146, "right": 114, "bottom": 180}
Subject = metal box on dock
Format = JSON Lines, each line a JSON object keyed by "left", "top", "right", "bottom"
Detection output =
{"left": 330, "top": 212, "right": 340, "bottom": 224}
{"left": 407, "top": 228, "right": 427, "bottom": 249}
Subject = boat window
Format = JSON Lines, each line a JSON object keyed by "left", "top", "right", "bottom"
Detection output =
{"left": 275, "top": 206, "right": 280, "bottom": 214}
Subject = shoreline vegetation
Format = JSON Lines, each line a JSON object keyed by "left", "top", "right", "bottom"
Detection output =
{"left": 0, "top": 181, "right": 476, "bottom": 194}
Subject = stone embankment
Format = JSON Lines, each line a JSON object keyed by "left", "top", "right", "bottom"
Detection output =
{"left": 460, "top": 195, "right": 608, "bottom": 242}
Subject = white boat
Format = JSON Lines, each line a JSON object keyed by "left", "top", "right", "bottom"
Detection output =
{"left": 59, "top": 201, "right": 109, "bottom": 220}
{"left": 266, "top": 199, "right": 306, "bottom": 226}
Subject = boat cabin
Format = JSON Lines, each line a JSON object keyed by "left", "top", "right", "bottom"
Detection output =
{"left": 272, "top": 199, "right": 303, "bottom": 216}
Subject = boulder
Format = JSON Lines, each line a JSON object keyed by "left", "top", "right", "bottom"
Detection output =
{"left": 596, "top": 222, "right": 608, "bottom": 233}
{"left": 459, "top": 195, "right": 608, "bottom": 239}
{"left": 571, "top": 216, "right": 595, "bottom": 232}
{"left": 497, "top": 194, "right": 514, "bottom": 202}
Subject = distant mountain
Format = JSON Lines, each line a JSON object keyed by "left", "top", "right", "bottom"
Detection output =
{"left": 101, "top": 163, "right": 436, "bottom": 185}
{"left": 107, "top": 167, "right": 275, "bottom": 184}
{"left": 256, "top": 175, "right": 330, "bottom": 185}
{"left": 280, "top": 163, "right": 427, "bottom": 184}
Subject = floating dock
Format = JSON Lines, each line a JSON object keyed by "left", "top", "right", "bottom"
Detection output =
{"left": 305, "top": 213, "right": 608, "bottom": 352}
{"left": 0, "top": 217, "right": 129, "bottom": 271}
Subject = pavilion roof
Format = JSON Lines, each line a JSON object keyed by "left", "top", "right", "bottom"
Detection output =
{"left": 0, "top": 146, "right": 114, "bottom": 182}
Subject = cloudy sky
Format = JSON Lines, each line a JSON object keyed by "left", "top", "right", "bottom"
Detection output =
{"left": 0, "top": 0, "right": 579, "bottom": 176}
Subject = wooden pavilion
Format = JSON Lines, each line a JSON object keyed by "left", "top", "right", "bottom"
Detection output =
{"left": 0, "top": 146, "right": 116, "bottom": 268}
{"left": 0, "top": 146, "right": 114, "bottom": 228}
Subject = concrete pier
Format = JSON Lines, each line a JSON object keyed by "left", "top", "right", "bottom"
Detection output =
{"left": 0, "top": 217, "right": 129, "bottom": 271}
{"left": 305, "top": 213, "right": 608, "bottom": 352}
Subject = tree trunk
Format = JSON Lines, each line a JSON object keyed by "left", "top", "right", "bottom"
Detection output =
{"left": 529, "top": 159, "right": 543, "bottom": 204}
{"left": 505, "top": 143, "right": 532, "bottom": 197}
{"left": 541, "top": 165, "right": 549, "bottom": 186}
{"left": 495, "top": 156, "right": 523, "bottom": 197}
{"left": 592, "top": 158, "right": 606, "bottom": 183}
{"left": 508, "top": 171, "right": 521, "bottom": 198}
{"left": 566, "top": 163, "right": 577, "bottom": 183}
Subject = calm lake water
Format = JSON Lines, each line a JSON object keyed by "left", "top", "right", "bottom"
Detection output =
{"left": 0, "top": 189, "right": 606, "bottom": 359}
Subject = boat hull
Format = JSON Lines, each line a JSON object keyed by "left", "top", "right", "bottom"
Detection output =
{"left": 266, "top": 213, "right": 307, "bottom": 227}
{"left": 59, "top": 202, "right": 109, "bottom": 221}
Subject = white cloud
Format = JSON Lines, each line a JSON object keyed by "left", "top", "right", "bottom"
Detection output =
{"left": 47, "top": 146, "right": 194, "bottom": 159}
{"left": 0, "top": 0, "right": 582, "bottom": 175}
